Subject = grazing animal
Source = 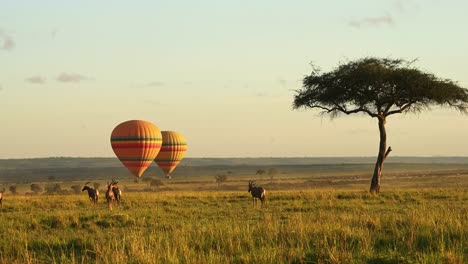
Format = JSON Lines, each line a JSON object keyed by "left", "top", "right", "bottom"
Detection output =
{"left": 112, "top": 180, "right": 122, "bottom": 205}
{"left": 0, "top": 188, "right": 5, "bottom": 208}
{"left": 105, "top": 179, "right": 121, "bottom": 210}
{"left": 248, "top": 180, "right": 266, "bottom": 207}
{"left": 82, "top": 182, "right": 99, "bottom": 206}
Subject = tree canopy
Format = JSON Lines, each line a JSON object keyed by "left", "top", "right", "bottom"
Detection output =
{"left": 293, "top": 57, "right": 468, "bottom": 193}
{"left": 293, "top": 57, "right": 468, "bottom": 118}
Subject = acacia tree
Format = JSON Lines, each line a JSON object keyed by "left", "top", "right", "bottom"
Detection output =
{"left": 293, "top": 57, "right": 468, "bottom": 193}
{"left": 268, "top": 168, "right": 279, "bottom": 183}
{"left": 215, "top": 174, "right": 228, "bottom": 186}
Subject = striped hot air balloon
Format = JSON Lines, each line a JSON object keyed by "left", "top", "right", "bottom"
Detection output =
{"left": 110, "top": 120, "right": 162, "bottom": 179}
{"left": 155, "top": 131, "right": 187, "bottom": 178}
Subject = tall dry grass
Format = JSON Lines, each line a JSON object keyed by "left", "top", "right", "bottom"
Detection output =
{"left": 0, "top": 189, "right": 466, "bottom": 263}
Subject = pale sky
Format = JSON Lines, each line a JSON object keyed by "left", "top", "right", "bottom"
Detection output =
{"left": 1, "top": 0, "right": 468, "bottom": 159}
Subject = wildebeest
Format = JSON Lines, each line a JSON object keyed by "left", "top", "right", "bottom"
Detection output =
{"left": 248, "top": 180, "right": 266, "bottom": 207}
{"left": 82, "top": 182, "right": 99, "bottom": 206}
{"left": 105, "top": 179, "right": 121, "bottom": 210}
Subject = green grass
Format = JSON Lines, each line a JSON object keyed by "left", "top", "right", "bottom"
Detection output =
{"left": 0, "top": 189, "right": 466, "bottom": 264}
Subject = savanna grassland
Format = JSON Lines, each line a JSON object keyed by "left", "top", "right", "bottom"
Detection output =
{"left": 1, "top": 188, "right": 467, "bottom": 263}
{"left": 0, "top": 158, "right": 467, "bottom": 263}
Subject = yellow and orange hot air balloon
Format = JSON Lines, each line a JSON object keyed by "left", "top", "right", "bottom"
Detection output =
{"left": 155, "top": 131, "right": 187, "bottom": 178}
{"left": 110, "top": 120, "right": 162, "bottom": 179}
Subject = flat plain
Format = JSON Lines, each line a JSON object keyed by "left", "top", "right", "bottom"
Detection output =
{"left": 0, "top": 158, "right": 467, "bottom": 263}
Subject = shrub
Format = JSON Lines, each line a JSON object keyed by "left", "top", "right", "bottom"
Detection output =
{"left": 45, "top": 183, "right": 62, "bottom": 194}
{"left": 9, "top": 185, "right": 17, "bottom": 194}
{"left": 215, "top": 175, "right": 228, "bottom": 186}
{"left": 150, "top": 179, "right": 164, "bottom": 187}
{"left": 30, "top": 183, "right": 43, "bottom": 194}
{"left": 71, "top": 185, "right": 82, "bottom": 194}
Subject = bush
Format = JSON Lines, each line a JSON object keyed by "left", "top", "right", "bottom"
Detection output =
{"left": 9, "top": 185, "right": 17, "bottom": 194}
{"left": 150, "top": 179, "right": 164, "bottom": 187}
{"left": 70, "top": 185, "right": 82, "bottom": 194}
{"left": 255, "top": 169, "right": 266, "bottom": 175}
{"left": 30, "top": 184, "right": 43, "bottom": 194}
{"left": 45, "top": 183, "right": 62, "bottom": 194}
{"left": 215, "top": 175, "right": 228, "bottom": 186}
{"left": 268, "top": 168, "right": 279, "bottom": 182}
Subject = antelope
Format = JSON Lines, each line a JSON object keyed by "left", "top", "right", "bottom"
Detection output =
{"left": 112, "top": 179, "right": 122, "bottom": 205}
{"left": 82, "top": 182, "right": 99, "bottom": 206}
{"left": 248, "top": 180, "right": 266, "bottom": 207}
{"left": 105, "top": 179, "right": 121, "bottom": 210}
{"left": 0, "top": 188, "right": 5, "bottom": 208}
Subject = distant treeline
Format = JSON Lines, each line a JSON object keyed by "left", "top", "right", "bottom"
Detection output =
{"left": 1, "top": 156, "right": 468, "bottom": 169}
{"left": 1, "top": 156, "right": 468, "bottom": 184}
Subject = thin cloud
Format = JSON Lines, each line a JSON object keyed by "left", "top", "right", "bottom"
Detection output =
{"left": 348, "top": 14, "right": 394, "bottom": 28}
{"left": 348, "top": 1, "right": 417, "bottom": 29}
{"left": 56, "top": 73, "right": 88, "bottom": 83}
{"left": 0, "top": 29, "right": 15, "bottom": 51}
{"left": 51, "top": 29, "right": 58, "bottom": 39}
{"left": 393, "top": 0, "right": 417, "bottom": 13}
{"left": 393, "top": 0, "right": 405, "bottom": 12}
{"left": 26, "top": 76, "right": 47, "bottom": 84}
{"left": 278, "top": 79, "right": 288, "bottom": 89}
{"left": 0, "top": 85, "right": 3, "bottom": 92}
{"left": 145, "top": 81, "right": 165, "bottom": 87}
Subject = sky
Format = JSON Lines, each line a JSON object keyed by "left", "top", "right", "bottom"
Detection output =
{"left": 1, "top": 0, "right": 468, "bottom": 159}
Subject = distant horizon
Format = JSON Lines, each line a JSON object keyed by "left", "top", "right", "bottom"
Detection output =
{"left": 2, "top": 155, "right": 468, "bottom": 160}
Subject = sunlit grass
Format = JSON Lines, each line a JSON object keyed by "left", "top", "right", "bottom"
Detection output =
{"left": 0, "top": 189, "right": 466, "bottom": 263}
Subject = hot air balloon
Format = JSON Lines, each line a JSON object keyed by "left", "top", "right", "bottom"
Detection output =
{"left": 110, "top": 120, "right": 162, "bottom": 179}
{"left": 155, "top": 131, "right": 187, "bottom": 178}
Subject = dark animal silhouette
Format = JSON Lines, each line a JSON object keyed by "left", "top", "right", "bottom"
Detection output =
{"left": 0, "top": 188, "right": 5, "bottom": 208}
{"left": 248, "top": 180, "right": 266, "bottom": 207}
{"left": 112, "top": 180, "right": 122, "bottom": 205}
{"left": 106, "top": 179, "right": 121, "bottom": 210}
{"left": 82, "top": 182, "right": 99, "bottom": 206}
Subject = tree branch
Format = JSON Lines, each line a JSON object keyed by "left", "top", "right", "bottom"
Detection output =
{"left": 386, "top": 102, "right": 414, "bottom": 116}
{"left": 334, "top": 104, "right": 379, "bottom": 118}
{"left": 383, "top": 146, "right": 392, "bottom": 161}
{"left": 306, "top": 103, "right": 382, "bottom": 118}
{"left": 307, "top": 104, "right": 337, "bottom": 113}
{"left": 448, "top": 102, "right": 468, "bottom": 113}
{"left": 383, "top": 102, "right": 394, "bottom": 114}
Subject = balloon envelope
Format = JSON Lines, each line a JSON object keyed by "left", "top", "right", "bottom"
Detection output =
{"left": 110, "top": 120, "right": 162, "bottom": 178}
{"left": 155, "top": 131, "right": 187, "bottom": 178}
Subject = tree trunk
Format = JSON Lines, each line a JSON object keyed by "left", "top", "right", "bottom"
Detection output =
{"left": 370, "top": 116, "right": 392, "bottom": 193}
